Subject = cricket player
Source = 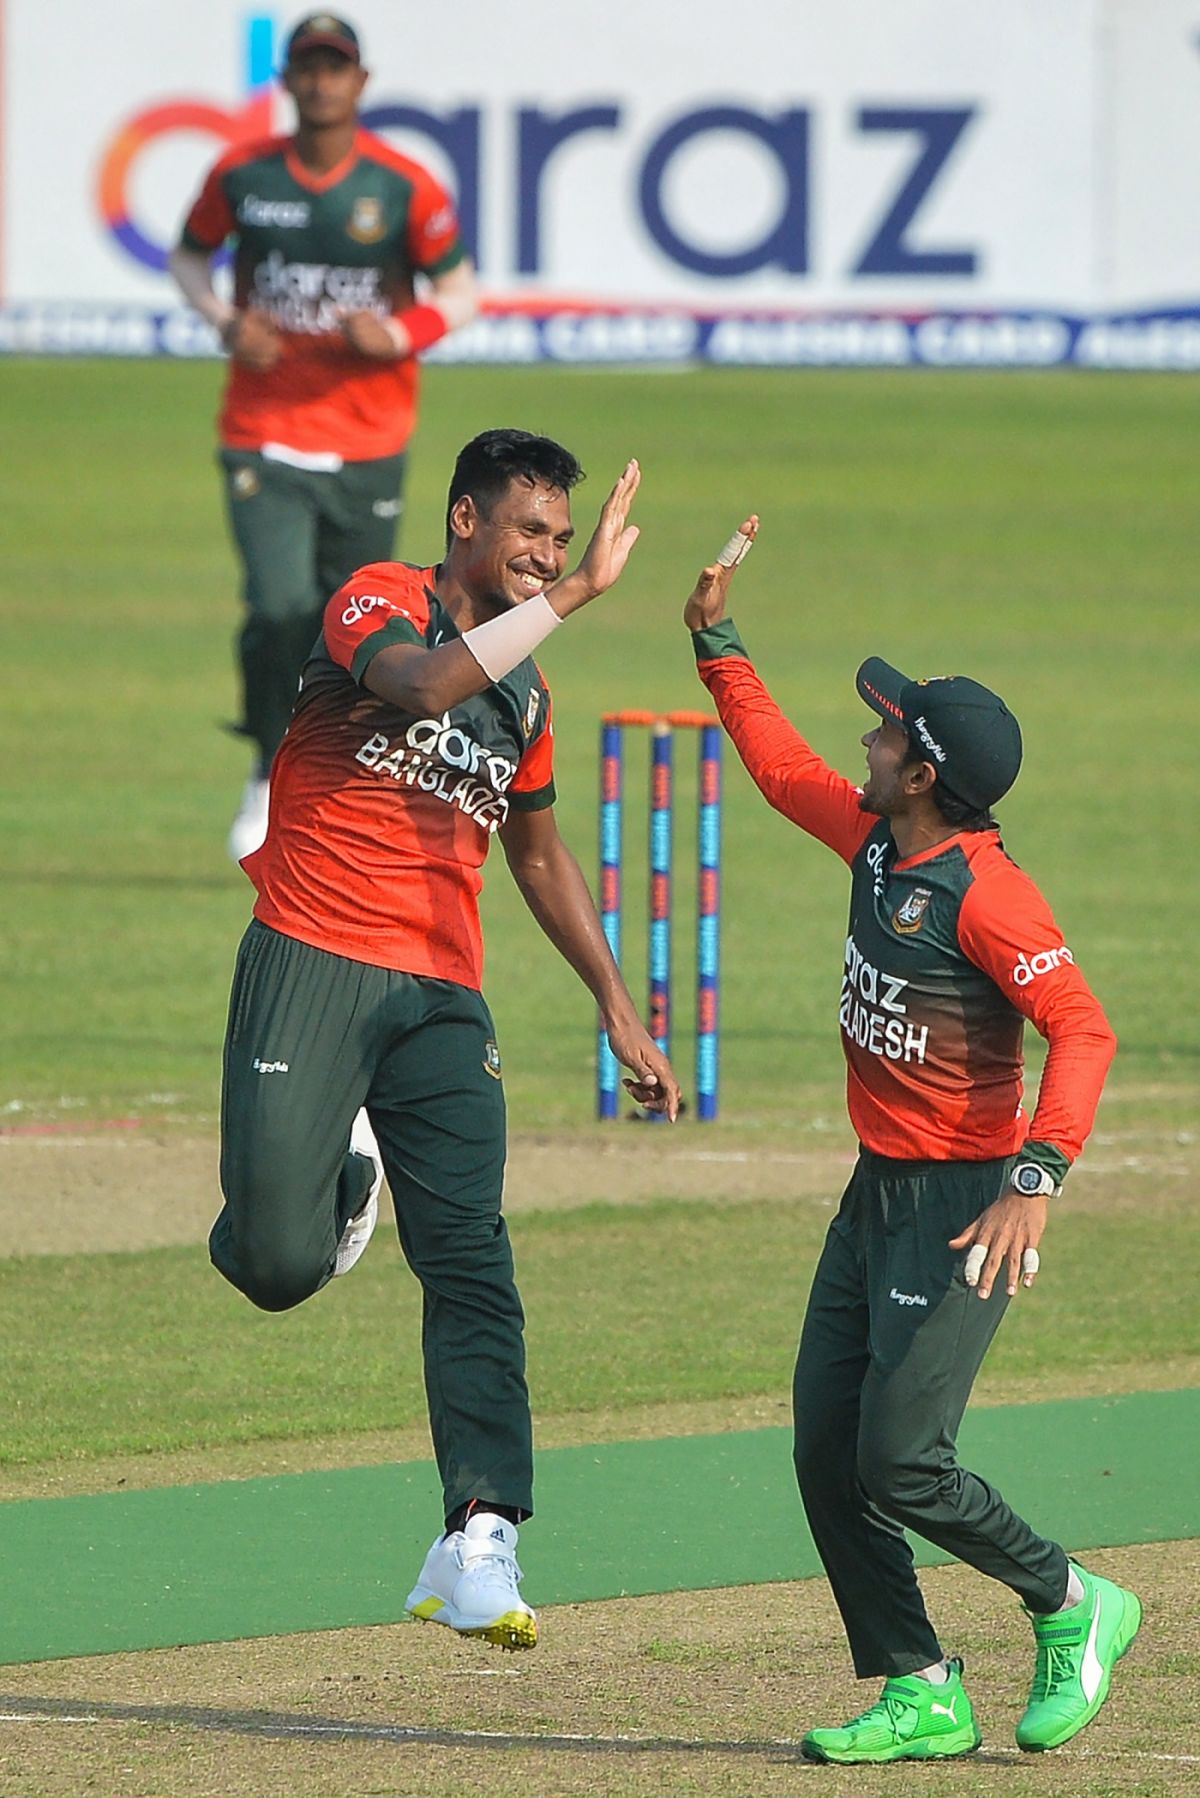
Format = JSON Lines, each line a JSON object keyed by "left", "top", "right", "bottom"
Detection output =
{"left": 170, "top": 13, "right": 477, "bottom": 860}
{"left": 684, "top": 518, "right": 1137, "bottom": 1762}
{"left": 212, "top": 429, "right": 680, "bottom": 1650}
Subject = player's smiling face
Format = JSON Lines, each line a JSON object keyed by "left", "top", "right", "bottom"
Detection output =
{"left": 454, "top": 477, "right": 575, "bottom": 611}
{"left": 859, "top": 715, "right": 919, "bottom": 816}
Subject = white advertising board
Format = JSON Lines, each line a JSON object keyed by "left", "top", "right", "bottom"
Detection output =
{"left": 1, "top": 0, "right": 1198, "bottom": 364}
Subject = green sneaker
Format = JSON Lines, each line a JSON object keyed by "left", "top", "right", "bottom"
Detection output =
{"left": 1016, "top": 1565, "right": 1142, "bottom": 1752}
{"left": 801, "top": 1658, "right": 982, "bottom": 1764}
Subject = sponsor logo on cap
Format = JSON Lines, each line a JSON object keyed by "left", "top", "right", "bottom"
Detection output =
{"left": 912, "top": 715, "right": 947, "bottom": 762}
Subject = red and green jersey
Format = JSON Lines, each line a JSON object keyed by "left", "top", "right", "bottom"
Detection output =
{"left": 244, "top": 562, "right": 556, "bottom": 989}
{"left": 695, "top": 623, "right": 1116, "bottom": 1169}
{"left": 180, "top": 130, "right": 464, "bottom": 460}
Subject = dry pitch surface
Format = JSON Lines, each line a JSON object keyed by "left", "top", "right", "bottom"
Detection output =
{"left": 0, "top": 1129, "right": 1196, "bottom": 1795}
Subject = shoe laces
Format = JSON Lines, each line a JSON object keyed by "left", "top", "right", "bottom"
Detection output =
{"left": 462, "top": 1542, "right": 522, "bottom": 1592}
{"left": 843, "top": 1688, "right": 910, "bottom": 1736}
{"left": 1029, "top": 1641, "right": 1078, "bottom": 1702}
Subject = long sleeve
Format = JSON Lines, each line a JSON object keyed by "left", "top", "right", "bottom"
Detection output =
{"left": 693, "top": 619, "right": 873, "bottom": 865}
{"left": 958, "top": 857, "right": 1117, "bottom": 1170}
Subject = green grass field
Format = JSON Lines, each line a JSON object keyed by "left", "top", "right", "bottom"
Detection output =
{"left": 1, "top": 355, "right": 1197, "bottom": 1478}
{"left": 1, "top": 362, "right": 1196, "bottom": 1127}
{"left": 1, "top": 361, "right": 1197, "bottom": 1795}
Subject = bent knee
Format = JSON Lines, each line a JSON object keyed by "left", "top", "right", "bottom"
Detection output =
{"left": 213, "top": 1238, "right": 328, "bottom": 1313}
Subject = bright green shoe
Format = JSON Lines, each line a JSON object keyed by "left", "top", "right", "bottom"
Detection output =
{"left": 801, "top": 1658, "right": 982, "bottom": 1764}
{"left": 1016, "top": 1565, "right": 1142, "bottom": 1752}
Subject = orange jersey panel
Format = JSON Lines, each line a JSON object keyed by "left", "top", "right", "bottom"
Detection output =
{"left": 244, "top": 564, "right": 555, "bottom": 986}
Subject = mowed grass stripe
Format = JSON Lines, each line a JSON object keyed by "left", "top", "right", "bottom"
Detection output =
{"left": 1, "top": 1197, "right": 1196, "bottom": 1466}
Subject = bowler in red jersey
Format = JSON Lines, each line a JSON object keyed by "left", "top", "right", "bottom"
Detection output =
{"left": 213, "top": 430, "right": 680, "bottom": 1653}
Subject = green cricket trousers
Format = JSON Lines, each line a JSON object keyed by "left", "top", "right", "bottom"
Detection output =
{"left": 792, "top": 1150, "right": 1070, "bottom": 1678}
{"left": 211, "top": 919, "right": 532, "bottom": 1519}
{"left": 220, "top": 448, "right": 406, "bottom": 767}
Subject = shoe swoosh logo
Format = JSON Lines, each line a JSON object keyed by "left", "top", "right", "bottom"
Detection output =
{"left": 1081, "top": 1590, "right": 1104, "bottom": 1702}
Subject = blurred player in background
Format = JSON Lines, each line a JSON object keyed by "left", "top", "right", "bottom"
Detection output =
{"left": 684, "top": 520, "right": 1138, "bottom": 1763}
{"left": 211, "top": 429, "right": 680, "bottom": 1650}
{"left": 170, "top": 13, "right": 477, "bottom": 859}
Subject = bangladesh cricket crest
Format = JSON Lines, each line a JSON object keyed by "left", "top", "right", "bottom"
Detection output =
{"left": 523, "top": 688, "right": 540, "bottom": 738}
{"left": 483, "top": 1040, "right": 503, "bottom": 1080}
{"left": 347, "top": 196, "right": 386, "bottom": 244}
{"left": 892, "top": 886, "right": 933, "bottom": 935}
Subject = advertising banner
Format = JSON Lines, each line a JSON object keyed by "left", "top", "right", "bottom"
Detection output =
{"left": 2, "top": 0, "right": 1198, "bottom": 364}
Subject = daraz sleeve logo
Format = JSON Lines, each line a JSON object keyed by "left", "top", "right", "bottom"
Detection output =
{"left": 1012, "top": 946, "right": 1074, "bottom": 986}
{"left": 341, "top": 593, "right": 406, "bottom": 626}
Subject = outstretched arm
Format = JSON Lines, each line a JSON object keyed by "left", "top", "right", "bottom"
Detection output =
{"left": 363, "top": 461, "right": 642, "bottom": 716}
{"left": 500, "top": 807, "right": 681, "bottom": 1119}
{"left": 685, "top": 516, "right": 871, "bottom": 864}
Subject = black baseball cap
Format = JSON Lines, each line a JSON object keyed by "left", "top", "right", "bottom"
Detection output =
{"left": 856, "top": 656, "right": 1023, "bottom": 810}
{"left": 284, "top": 13, "right": 362, "bottom": 64}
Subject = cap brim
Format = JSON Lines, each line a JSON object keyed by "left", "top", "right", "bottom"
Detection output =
{"left": 855, "top": 657, "right": 910, "bottom": 724}
{"left": 287, "top": 32, "right": 359, "bottom": 61}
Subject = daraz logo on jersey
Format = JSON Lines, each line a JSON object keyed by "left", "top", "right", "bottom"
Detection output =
{"left": 1012, "top": 946, "right": 1075, "bottom": 986}
{"left": 341, "top": 592, "right": 403, "bottom": 626}
{"left": 354, "top": 714, "right": 518, "bottom": 833}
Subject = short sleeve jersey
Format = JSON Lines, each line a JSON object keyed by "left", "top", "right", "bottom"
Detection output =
{"left": 180, "top": 130, "right": 465, "bottom": 460}
{"left": 243, "top": 562, "right": 556, "bottom": 988}
{"left": 694, "top": 623, "right": 1117, "bottom": 1167}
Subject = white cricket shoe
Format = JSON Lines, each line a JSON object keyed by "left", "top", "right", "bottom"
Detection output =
{"left": 333, "top": 1109, "right": 383, "bottom": 1277}
{"left": 405, "top": 1512, "right": 538, "bottom": 1650}
{"left": 227, "top": 777, "right": 271, "bottom": 862}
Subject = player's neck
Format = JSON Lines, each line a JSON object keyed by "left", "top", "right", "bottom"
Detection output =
{"left": 890, "top": 805, "right": 960, "bottom": 861}
{"left": 292, "top": 120, "right": 359, "bottom": 175}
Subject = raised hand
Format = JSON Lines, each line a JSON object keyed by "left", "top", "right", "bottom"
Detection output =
{"left": 548, "top": 460, "right": 641, "bottom": 617}
{"left": 684, "top": 514, "right": 759, "bottom": 632}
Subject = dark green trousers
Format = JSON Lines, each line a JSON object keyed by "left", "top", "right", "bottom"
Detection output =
{"left": 212, "top": 920, "right": 531, "bottom": 1518}
{"left": 219, "top": 448, "right": 406, "bottom": 765}
{"left": 793, "top": 1150, "right": 1069, "bottom": 1678}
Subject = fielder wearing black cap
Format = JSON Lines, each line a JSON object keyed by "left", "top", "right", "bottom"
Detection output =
{"left": 855, "top": 657, "right": 1023, "bottom": 812}
{"left": 684, "top": 519, "right": 1131, "bottom": 1768}
{"left": 284, "top": 13, "right": 362, "bottom": 64}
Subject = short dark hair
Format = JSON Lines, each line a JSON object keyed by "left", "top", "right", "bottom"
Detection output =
{"left": 901, "top": 740, "right": 997, "bottom": 831}
{"left": 445, "top": 429, "right": 584, "bottom": 543}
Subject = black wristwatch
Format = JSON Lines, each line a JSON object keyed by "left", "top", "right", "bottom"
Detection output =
{"left": 1011, "top": 1162, "right": 1058, "bottom": 1198}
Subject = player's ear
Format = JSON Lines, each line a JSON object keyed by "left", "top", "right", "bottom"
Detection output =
{"left": 906, "top": 759, "right": 938, "bottom": 797}
{"left": 449, "top": 495, "right": 478, "bottom": 542}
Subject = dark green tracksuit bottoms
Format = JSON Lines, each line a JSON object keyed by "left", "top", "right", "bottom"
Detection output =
{"left": 792, "top": 1150, "right": 1070, "bottom": 1678}
{"left": 220, "top": 448, "right": 406, "bottom": 767}
{"left": 211, "top": 920, "right": 531, "bottom": 1519}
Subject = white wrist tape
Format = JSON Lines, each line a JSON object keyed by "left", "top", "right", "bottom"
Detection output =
{"left": 459, "top": 593, "right": 562, "bottom": 683}
{"left": 717, "top": 530, "right": 754, "bottom": 568}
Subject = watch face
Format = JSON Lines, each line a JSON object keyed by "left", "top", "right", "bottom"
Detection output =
{"left": 1015, "top": 1165, "right": 1043, "bottom": 1194}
